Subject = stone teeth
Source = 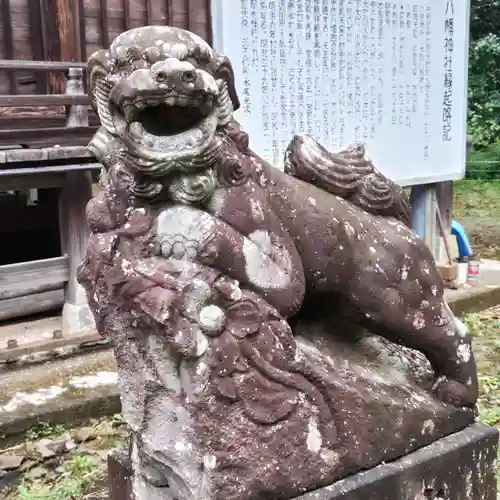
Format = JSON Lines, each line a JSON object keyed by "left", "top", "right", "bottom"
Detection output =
{"left": 129, "top": 122, "right": 144, "bottom": 139}
{"left": 165, "top": 96, "right": 178, "bottom": 106}
{"left": 124, "top": 106, "right": 138, "bottom": 123}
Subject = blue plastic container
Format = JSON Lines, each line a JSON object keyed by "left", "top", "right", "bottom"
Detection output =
{"left": 451, "top": 220, "right": 473, "bottom": 258}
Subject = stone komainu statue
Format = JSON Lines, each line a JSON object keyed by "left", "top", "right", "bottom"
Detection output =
{"left": 79, "top": 26, "right": 478, "bottom": 500}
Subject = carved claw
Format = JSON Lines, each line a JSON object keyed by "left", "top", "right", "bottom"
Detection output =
{"left": 433, "top": 377, "right": 478, "bottom": 408}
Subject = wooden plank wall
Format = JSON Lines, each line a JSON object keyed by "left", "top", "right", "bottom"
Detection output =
{"left": 85, "top": 0, "right": 212, "bottom": 61}
{"left": 0, "top": 0, "right": 212, "bottom": 144}
{"left": 0, "top": 0, "right": 213, "bottom": 95}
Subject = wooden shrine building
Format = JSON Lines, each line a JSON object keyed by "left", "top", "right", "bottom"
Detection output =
{"left": 0, "top": 0, "right": 212, "bottom": 336}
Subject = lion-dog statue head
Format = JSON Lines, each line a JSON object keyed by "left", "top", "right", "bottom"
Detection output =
{"left": 87, "top": 26, "right": 240, "bottom": 203}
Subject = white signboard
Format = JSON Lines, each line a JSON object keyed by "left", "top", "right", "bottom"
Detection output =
{"left": 211, "top": 0, "right": 470, "bottom": 186}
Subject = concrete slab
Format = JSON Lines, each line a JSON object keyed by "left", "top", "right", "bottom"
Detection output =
{"left": 0, "top": 350, "right": 118, "bottom": 444}
{"left": 446, "top": 259, "right": 500, "bottom": 316}
{"left": 0, "top": 315, "right": 61, "bottom": 351}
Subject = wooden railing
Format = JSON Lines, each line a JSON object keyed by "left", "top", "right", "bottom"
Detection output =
{"left": 0, "top": 0, "right": 212, "bottom": 85}
{"left": 0, "top": 60, "right": 103, "bottom": 362}
{"left": 0, "top": 0, "right": 214, "bottom": 146}
{"left": 0, "top": 61, "right": 98, "bottom": 147}
{"left": 0, "top": 0, "right": 214, "bottom": 360}
{"left": 0, "top": 60, "right": 87, "bottom": 90}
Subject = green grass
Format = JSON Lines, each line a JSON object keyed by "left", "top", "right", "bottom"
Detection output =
{"left": 454, "top": 179, "right": 500, "bottom": 220}
{"left": 453, "top": 179, "right": 500, "bottom": 259}
{"left": 16, "top": 455, "right": 104, "bottom": 500}
{"left": 466, "top": 141, "right": 500, "bottom": 180}
{"left": 462, "top": 307, "right": 500, "bottom": 490}
{"left": 5, "top": 415, "right": 126, "bottom": 499}
{"left": 463, "top": 310, "right": 500, "bottom": 423}
{"left": 24, "top": 423, "right": 66, "bottom": 444}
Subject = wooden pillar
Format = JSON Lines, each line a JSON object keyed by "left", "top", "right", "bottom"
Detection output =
{"left": 436, "top": 181, "right": 453, "bottom": 234}
{"left": 56, "top": 0, "right": 81, "bottom": 61}
{"left": 410, "top": 183, "right": 438, "bottom": 257}
{"left": 28, "top": 0, "right": 48, "bottom": 92}
{"left": 59, "top": 68, "right": 94, "bottom": 334}
{"left": 100, "top": 0, "right": 110, "bottom": 47}
{"left": 41, "top": 0, "right": 65, "bottom": 93}
{"left": 0, "top": 0, "right": 16, "bottom": 94}
{"left": 433, "top": 136, "right": 473, "bottom": 262}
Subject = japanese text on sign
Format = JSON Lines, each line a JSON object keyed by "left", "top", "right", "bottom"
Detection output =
{"left": 213, "top": 0, "right": 470, "bottom": 185}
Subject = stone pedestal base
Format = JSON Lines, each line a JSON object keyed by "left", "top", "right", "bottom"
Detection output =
{"left": 108, "top": 424, "right": 498, "bottom": 500}
{"left": 108, "top": 446, "right": 134, "bottom": 500}
{"left": 62, "top": 301, "right": 95, "bottom": 335}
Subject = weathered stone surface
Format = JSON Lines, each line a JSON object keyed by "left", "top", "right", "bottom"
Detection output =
{"left": 80, "top": 25, "right": 485, "bottom": 500}
{"left": 109, "top": 425, "right": 498, "bottom": 500}
{"left": 35, "top": 439, "right": 57, "bottom": 459}
{"left": 108, "top": 448, "right": 134, "bottom": 500}
{"left": 73, "top": 427, "right": 97, "bottom": 443}
{"left": 0, "top": 453, "right": 24, "bottom": 471}
{"left": 24, "top": 466, "right": 47, "bottom": 480}
{"left": 296, "top": 424, "right": 499, "bottom": 500}
{"left": 47, "top": 433, "right": 76, "bottom": 454}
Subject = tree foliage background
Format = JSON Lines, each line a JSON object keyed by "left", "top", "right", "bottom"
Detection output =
{"left": 466, "top": 0, "right": 500, "bottom": 178}
{"left": 468, "top": 0, "right": 500, "bottom": 149}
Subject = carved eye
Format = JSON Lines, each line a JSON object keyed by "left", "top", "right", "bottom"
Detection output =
{"left": 182, "top": 70, "right": 197, "bottom": 83}
{"left": 156, "top": 71, "right": 167, "bottom": 82}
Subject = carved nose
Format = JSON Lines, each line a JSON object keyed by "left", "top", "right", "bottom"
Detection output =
{"left": 181, "top": 69, "right": 197, "bottom": 83}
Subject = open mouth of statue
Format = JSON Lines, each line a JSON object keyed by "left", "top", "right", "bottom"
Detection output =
{"left": 120, "top": 94, "right": 215, "bottom": 137}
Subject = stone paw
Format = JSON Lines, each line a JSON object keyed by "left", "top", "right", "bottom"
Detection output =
{"left": 433, "top": 377, "right": 478, "bottom": 408}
